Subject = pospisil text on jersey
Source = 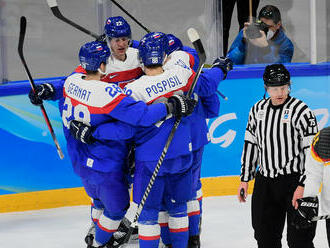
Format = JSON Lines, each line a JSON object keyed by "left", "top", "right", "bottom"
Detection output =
{"left": 145, "top": 75, "right": 182, "bottom": 97}
{"left": 67, "top": 82, "right": 92, "bottom": 102}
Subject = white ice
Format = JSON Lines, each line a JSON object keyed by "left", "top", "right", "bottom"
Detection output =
{"left": 0, "top": 195, "right": 327, "bottom": 248}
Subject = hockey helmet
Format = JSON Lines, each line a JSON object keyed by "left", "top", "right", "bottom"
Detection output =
{"left": 79, "top": 41, "right": 110, "bottom": 71}
{"left": 104, "top": 16, "right": 131, "bottom": 39}
{"left": 138, "top": 32, "right": 169, "bottom": 66}
{"left": 263, "top": 64, "right": 290, "bottom": 87}
{"left": 167, "top": 34, "right": 183, "bottom": 54}
{"left": 312, "top": 126, "right": 330, "bottom": 161}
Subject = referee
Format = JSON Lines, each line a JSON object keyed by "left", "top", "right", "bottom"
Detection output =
{"left": 237, "top": 64, "right": 318, "bottom": 248}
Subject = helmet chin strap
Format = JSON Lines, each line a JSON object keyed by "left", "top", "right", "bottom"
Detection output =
{"left": 98, "top": 68, "right": 107, "bottom": 75}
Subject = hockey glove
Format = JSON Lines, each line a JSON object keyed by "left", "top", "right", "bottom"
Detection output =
{"left": 69, "top": 120, "right": 96, "bottom": 145}
{"left": 212, "top": 57, "right": 233, "bottom": 80}
{"left": 292, "top": 196, "right": 318, "bottom": 229}
{"left": 107, "top": 217, "right": 132, "bottom": 248}
{"left": 28, "top": 83, "right": 55, "bottom": 106}
{"left": 166, "top": 95, "right": 197, "bottom": 118}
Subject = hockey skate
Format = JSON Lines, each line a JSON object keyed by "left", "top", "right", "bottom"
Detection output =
{"left": 187, "top": 235, "right": 200, "bottom": 248}
{"left": 85, "top": 222, "right": 96, "bottom": 247}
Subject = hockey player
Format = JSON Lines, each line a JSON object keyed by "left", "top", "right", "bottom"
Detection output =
{"left": 292, "top": 127, "right": 330, "bottom": 246}
{"left": 123, "top": 32, "right": 196, "bottom": 248}
{"left": 28, "top": 40, "right": 196, "bottom": 248}
{"left": 159, "top": 33, "right": 233, "bottom": 248}
{"left": 237, "top": 64, "right": 318, "bottom": 248}
{"left": 70, "top": 33, "right": 231, "bottom": 248}
{"left": 75, "top": 16, "right": 142, "bottom": 87}
{"left": 31, "top": 16, "right": 142, "bottom": 244}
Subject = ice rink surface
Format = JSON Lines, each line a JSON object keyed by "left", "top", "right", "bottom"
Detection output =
{"left": 0, "top": 195, "right": 327, "bottom": 248}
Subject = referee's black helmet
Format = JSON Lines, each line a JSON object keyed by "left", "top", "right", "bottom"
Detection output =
{"left": 263, "top": 64, "right": 290, "bottom": 87}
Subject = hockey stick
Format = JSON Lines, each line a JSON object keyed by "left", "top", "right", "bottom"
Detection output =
{"left": 110, "top": 28, "right": 206, "bottom": 248}
{"left": 109, "top": 0, "right": 150, "bottom": 33}
{"left": 18, "top": 16, "right": 64, "bottom": 160}
{"left": 46, "top": 0, "right": 99, "bottom": 39}
{"left": 312, "top": 214, "right": 330, "bottom": 222}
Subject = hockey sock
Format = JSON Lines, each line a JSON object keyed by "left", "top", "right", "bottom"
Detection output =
{"left": 138, "top": 222, "right": 161, "bottom": 248}
{"left": 187, "top": 200, "right": 201, "bottom": 236}
{"left": 159, "top": 211, "right": 171, "bottom": 245}
{"left": 95, "top": 210, "right": 122, "bottom": 246}
{"left": 169, "top": 214, "right": 189, "bottom": 248}
{"left": 91, "top": 199, "right": 104, "bottom": 224}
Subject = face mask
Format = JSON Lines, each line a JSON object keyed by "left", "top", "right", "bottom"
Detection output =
{"left": 266, "top": 30, "right": 275, "bottom": 40}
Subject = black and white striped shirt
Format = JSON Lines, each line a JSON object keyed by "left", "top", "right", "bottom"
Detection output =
{"left": 241, "top": 96, "right": 318, "bottom": 182}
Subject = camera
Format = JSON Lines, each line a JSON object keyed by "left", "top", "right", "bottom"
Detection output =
{"left": 245, "top": 21, "right": 269, "bottom": 39}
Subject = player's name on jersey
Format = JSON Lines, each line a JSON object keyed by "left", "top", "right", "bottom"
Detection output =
{"left": 66, "top": 82, "right": 92, "bottom": 102}
{"left": 145, "top": 75, "right": 183, "bottom": 97}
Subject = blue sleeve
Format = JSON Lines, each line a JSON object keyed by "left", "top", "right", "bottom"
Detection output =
{"left": 93, "top": 121, "right": 135, "bottom": 141}
{"left": 276, "top": 38, "right": 294, "bottom": 63}
{"left": 201, "top": 93, "right": 220, "bottom": 118}
{"left": 193, "top": 67, "right": 224, "bottom": 97}
{"left": 182, "top": 46, "right": 200, "bottom": 72}
{"left": 131, "top": 40, "right": 140, "bottom": 49}
{"left": 227, "top": 30, "right": 246, "bottom": 65}
{"left": 109, "top": 97, "right": 168, "bottom": 127}
{"left": 261, "top": 33, "right": 294, "bottom": 64}
{"left": 46, "top": 78, "right": 65, "bottom": 101}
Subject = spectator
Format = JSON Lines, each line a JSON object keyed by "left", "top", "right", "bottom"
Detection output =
{"left": 221, "top": 0, "right": 260, "bottom": 55}
{"left": 227, "top": 5, "right": 294, "bottom": 65}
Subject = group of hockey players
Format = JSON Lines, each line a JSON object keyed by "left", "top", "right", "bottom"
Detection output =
{"left": 28, "top": 16, "right": 233, "bottom": 248}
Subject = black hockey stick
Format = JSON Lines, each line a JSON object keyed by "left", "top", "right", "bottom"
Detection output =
{"left": 109, "top": 28, "right": 206, "bottom": 248}
{"left": 109, "top": 0, "right": 150, "bottom": 33}
{"left": 18, "top": 16, "right": 64, "bottom": 160}
{"left": 46, "top": 0, "right": 99, "bottom": 39}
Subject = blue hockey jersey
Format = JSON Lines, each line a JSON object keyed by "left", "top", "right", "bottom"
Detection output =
{"left": 59, "top": 73, "right": 168, "bottom": 175}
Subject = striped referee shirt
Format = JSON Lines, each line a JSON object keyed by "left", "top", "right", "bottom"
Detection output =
{"left": 241, "top": 96, "right": 318, "bottom": 182}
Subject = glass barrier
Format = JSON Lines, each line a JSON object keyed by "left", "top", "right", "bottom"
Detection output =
{"left": 0, "top": 0, "right": 329, "bottom": 83}
{"left": 224, "top": 0, "right": 329, "bottom": 65}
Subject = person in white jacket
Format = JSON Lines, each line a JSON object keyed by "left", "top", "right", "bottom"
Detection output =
{"left": 292, "top": 126, "right": 330, "bottom": 246}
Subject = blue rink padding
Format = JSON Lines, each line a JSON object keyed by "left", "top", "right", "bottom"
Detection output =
{"left": 0, "top": 63, "right": 329, "bottom": 196}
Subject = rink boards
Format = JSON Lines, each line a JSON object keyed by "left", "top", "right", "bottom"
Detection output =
{"left": 0, "top": 62, "right": 329, "bottom": 212}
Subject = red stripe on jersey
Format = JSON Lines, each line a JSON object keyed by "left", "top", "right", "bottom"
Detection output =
{"left": 188, "top": 210, "right": 200, "bottom": 217}
{"left": 197, "top": 196, "right": 203, "bottom": 202}
{"left": 146, "top": 70, "right": 196, "bottom": 105}
{"left": 102, "top": 67, "right": 143, "bottom": 85}
{"left": 74, "top": 65, "right": 87, "bottom": 74}
{"left": 64, "top": 91, "right": 126, "bottom": 115}
{"left": 97, "top": 220, "right": 116, "bottom": 233}
{"left": 138, "top": 235, "right": 161, "bottom": 240}
{"left": 169, "top": 227, "right": 189, "bottom": 233}
{"left": 187, "top": 52, "right": 196, "bottom": 71}
{"left": 159, "top": 223, "right": 168, "bottom": 227}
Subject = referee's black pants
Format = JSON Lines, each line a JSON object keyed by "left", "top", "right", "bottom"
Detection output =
{"left": 252, "top": 172, "right": 316, "bottom": 248}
